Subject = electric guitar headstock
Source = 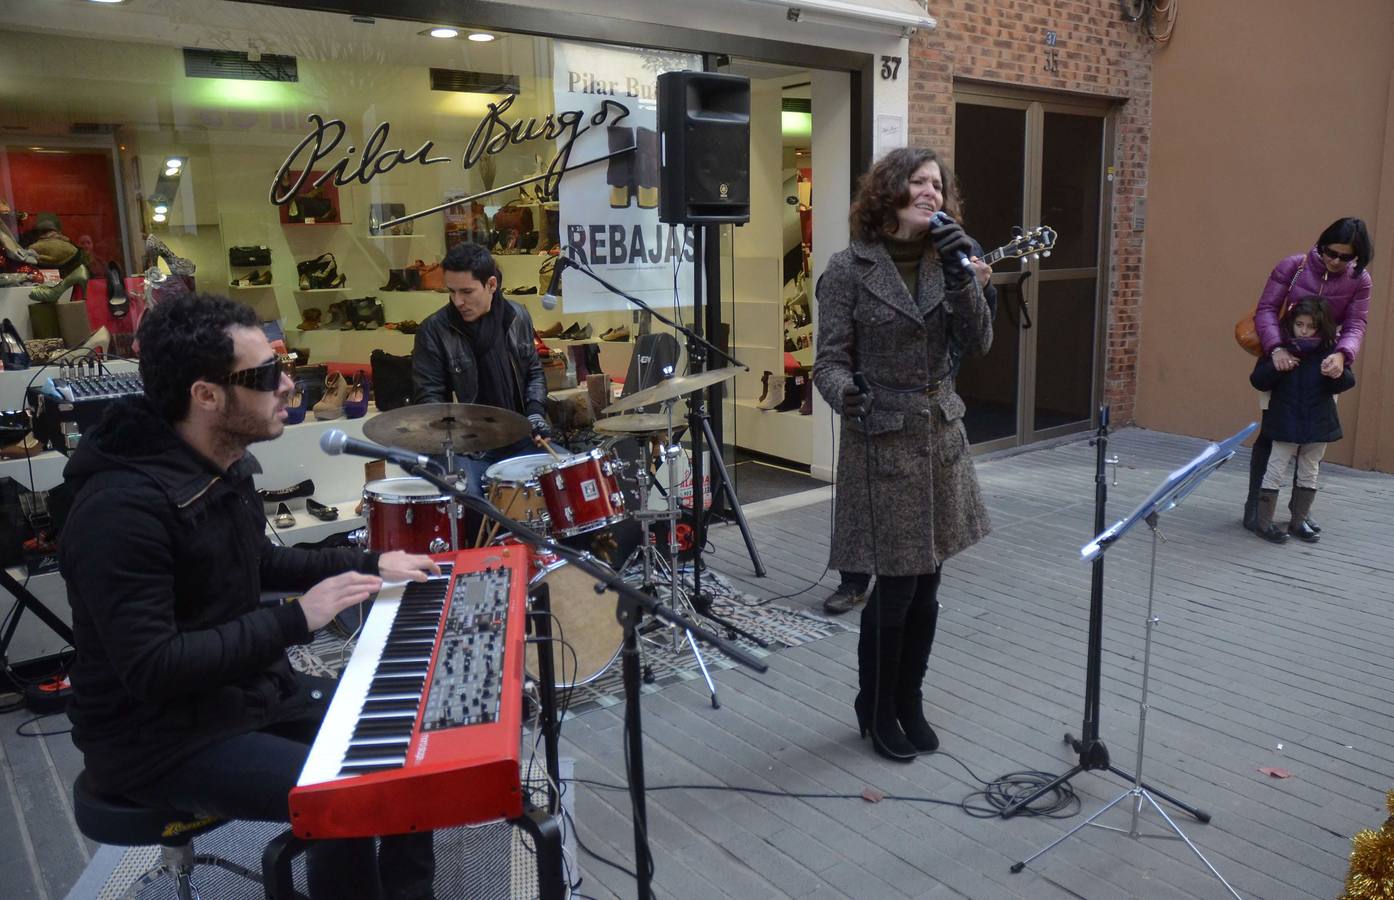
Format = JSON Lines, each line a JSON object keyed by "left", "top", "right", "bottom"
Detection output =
{"left": 982, "top": 225, "right": 1057, "bottom": 267}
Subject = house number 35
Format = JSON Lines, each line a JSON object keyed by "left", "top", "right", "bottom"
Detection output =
{"left": 880, "top": 56, "right": 901, "bottom": 80}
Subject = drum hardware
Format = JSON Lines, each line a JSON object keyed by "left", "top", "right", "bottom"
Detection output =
{"left": 608, "top": 401, "right": 721, "bottom": 708}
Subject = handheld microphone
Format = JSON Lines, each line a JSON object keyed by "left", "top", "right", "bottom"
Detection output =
{"left": 930, "top": 211, "right": 973, "bottom": 271}
{"left": 541, "top": 256, "right": 568, "bottom": 310}
{"left": 320, "top": 429, "right": 432, "bottom": 470}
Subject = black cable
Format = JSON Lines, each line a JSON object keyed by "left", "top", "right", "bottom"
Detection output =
{"left": 16, "top": 712, "right": 71, "bottom": 737}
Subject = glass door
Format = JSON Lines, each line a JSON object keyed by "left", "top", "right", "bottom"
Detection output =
{"left": 953, "top": 89, "right": 1113, "bottom": 449}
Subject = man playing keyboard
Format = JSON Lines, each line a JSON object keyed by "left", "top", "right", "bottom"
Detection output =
{"left": 59, "top": 292, "right": 440, "bottom": 899}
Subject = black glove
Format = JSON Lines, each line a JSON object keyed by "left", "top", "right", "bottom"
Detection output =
{"left": 842, "top": 382, "right": 872, "bottom": 419}
{"left": 528, "top": 413, "right": 551, "bottom": 439}
{"left": 929, "top": 215, "right": 974, "bottom": 291}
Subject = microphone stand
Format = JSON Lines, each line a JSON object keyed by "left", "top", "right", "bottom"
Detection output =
{"left": 396, "top": 459, "right": 768, "bottom": 900}
{"left": 554, "top": 255, "right": 770, "bottom": 650}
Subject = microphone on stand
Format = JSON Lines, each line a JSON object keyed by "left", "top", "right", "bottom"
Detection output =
{"left": 320, "top": 429, "right": 433, "bottom": 470}
{"left": 540, "top": 256, "right": 569, "bottom": 310}
{"left": 930, "top": 211, "right": 973, "bottom": 271}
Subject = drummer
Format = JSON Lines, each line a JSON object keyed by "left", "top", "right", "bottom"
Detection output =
{"left": 411, "top": 241, "right": 552, "bottom": 493}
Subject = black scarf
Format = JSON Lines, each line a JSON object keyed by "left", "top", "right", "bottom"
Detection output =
{"left": 457, "top": 295, "right": 520, "bottom": 412}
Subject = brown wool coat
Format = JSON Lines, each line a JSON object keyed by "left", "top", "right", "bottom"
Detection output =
{"left": 812, "top": 239, "right": 993, "bottom": 576}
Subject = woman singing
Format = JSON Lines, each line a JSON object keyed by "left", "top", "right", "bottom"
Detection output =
{"left": 813, "top": 147, "right": 993, "bottom": 762}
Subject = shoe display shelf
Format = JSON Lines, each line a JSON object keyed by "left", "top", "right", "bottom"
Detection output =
{"left": 292, "top": 327, "right": 414, "bottom": 362}
{"left": 716, "top": 253, "right": 812, "bottom": 464}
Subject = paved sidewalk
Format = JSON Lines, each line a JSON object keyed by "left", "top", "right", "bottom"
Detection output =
{"left": 563, "top": 427, "right": 1394, "bottom": 899}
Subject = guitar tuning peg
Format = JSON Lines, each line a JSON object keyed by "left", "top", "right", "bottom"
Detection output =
{"left": 1042, "top": 250, "right": 1052, "bottom": 258}
{"left": 1031, "top": 253, "right": 1040, "bottom": 261}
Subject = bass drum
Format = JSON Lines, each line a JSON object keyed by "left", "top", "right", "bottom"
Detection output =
{"left": 525, "top": 553, "right": 623, "bottom": 689}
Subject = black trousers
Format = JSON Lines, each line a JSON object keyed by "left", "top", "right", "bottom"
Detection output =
{"left": 125, "top": 675, "right": 435, "bottom": 900}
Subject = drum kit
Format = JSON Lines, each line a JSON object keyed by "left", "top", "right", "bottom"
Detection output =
{"left": 345, "top": 366, "right": 745, "bottom": 699}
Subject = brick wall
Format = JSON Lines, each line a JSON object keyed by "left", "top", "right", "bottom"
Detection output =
{"left": 908, "top": 1, "right": 1154, "bottom": 424}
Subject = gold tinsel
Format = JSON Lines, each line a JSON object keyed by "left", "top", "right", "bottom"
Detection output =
{"left": 1341, "top": 789, "right": 1394, "bottom": 900}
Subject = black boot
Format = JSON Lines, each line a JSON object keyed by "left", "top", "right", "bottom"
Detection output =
{"left": 380, "top": 269, "right": 406, "bottom": 291}
{"left": 1254, "top": 488, "right": 1288, "bottom": 544}
{"left": 1288, "top": 486, "right": 1320, "bottom": 543}
{"left": 1242, "top": 436, "right": 1272, "bottom": 531}
{"left": 854, "top": 617, "right": 916, "bottom": 762}
{"left": 896, "top": 572, "right": 941, "bottom": 753}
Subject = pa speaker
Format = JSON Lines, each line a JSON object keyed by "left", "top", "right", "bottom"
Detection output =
{"left": 657, "top": 71, "right": 750, "bottom": 225}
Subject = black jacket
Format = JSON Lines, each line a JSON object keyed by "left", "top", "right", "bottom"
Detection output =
{"left": 59, "top": 398, "right": 381, "bottom": 795}
{"left": 1250, "top": 350, "right": 1355, "bottom": 444}
{"left": 410, "top": 297, "right": 547, "bottom": 415}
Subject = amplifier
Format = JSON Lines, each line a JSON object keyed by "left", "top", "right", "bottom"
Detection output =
{"left": 27, "top": 366, "right": 144, "bottom": 452}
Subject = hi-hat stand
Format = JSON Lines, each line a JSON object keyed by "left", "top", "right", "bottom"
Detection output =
{"left": 552, "top": 253, "right": 768, "bottom": 653}
{"left": 1009, "top": 423, "right": 1256, "bottom": 898}
{"left": 1000, "top": 406, "right": 1208, "bottom": 823}
{"left": 399, "top": 458, "right": 768, "bottom": 900}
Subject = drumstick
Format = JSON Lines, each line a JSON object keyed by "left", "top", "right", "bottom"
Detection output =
{"left": 536, "top": 436, "right": 566, "bottom": 463}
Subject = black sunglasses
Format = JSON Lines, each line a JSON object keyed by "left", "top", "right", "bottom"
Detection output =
{"left": 1320, "top": 246, "right": 1357, "bottom": 262}
{"left": 216, "top": 358, "right": 289, "bottom": 392}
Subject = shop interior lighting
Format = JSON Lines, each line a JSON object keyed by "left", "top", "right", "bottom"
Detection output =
{"left": 151, "top": 213, "right": 167, "bottom": 223}
{"left": 165, "top": 157, "right": 183, "bottom": 169}
{"left": 164, "top": 167, "right": 180, "bottom": 176}
{"left": 763, "top": 0, "right": 936, "bottom": 35}
{"left": 153, "top": 204, "right": 169, "bottom": 214}
{"left": 467, "top": 33, "right": 496, "bottom": 42}
{"left": 87, "top": 0, "right": 127, "bottom": 4}
{"left": 428, "top": 27, "right": 459, "bottom": 38}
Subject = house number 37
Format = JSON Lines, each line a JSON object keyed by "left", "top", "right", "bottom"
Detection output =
{"left": 880, "top": 56, "right": 901, "bottom": 80}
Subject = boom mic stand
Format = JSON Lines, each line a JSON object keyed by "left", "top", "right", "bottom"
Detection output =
{"left": 397, "top": 458, "right": 768, "bottom": 900}
{"left": 1000, "top": 406, "right": 1208, "bottom": 823}
{"left": 552, "top": 254, "right": 769, "bottom": 650}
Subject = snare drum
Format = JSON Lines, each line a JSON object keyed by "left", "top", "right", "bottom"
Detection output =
{"left": 482, "top": 454, "right": 553, "bottom": 539}
{"left": 538, "top": 448, "right": 628, "bottom": 537}
{"left": 362, "top": 477, "right": 465, "bottom": 554}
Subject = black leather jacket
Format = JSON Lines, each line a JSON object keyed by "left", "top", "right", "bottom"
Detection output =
{"left": 410, "top": 298, "right": 547, "bottom": 416}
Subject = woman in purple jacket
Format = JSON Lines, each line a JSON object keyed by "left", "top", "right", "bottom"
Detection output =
{"left": 1242, "top": 217, "right": 1373, "bottom": 532}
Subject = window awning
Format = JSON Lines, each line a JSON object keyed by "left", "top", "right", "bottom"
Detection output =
{"left": 743, "top": 0, "right": 936, "bottom": 35}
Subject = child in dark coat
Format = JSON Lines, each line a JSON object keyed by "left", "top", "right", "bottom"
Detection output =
{"left": 1249, "top": 296, "right": 1355, "bottom": 543}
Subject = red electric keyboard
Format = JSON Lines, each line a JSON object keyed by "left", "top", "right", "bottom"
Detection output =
{"left": 290, "top": 544, "right": 530, "bottom": 839}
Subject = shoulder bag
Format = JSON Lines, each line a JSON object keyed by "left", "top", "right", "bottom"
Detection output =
{"left": 1235, "top": 260, "right": 1304, "bottom": 357}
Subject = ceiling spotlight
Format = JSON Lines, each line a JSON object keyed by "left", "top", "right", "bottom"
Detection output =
{"left": 87, "top": 0, "right": 126, "bottom": 4}
{"left": 467, "top": 32, "right": 495, "bottom": 42}
{"left": 153, "top": 204, "right": 169, "bottom": 214}
{"left": 165, "top": 157, "right": 183, "bottom": 168}
{"left": 151, "top": 213, "right": 167, "bottom": 223}
{"left": 429, "top": 27, "right": 459, "bottom": 38}
{"left": 164, "top": 167, "right": 180, "bottom": 177}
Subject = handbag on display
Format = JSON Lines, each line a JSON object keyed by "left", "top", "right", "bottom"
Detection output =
{"left": 411, "top": 259, "right": 445, "bottom": 292}
{"left": 370, "top": 349, "right": 414, "bottom": 412}
{"left": 538, "top": 257, "right": 558, "bottom": 298}
{"left": 229, "top": 245, "right": 271, "bottom": 267}
{"left": 1235, "top": 261, "right": 1304, "bottom": 357}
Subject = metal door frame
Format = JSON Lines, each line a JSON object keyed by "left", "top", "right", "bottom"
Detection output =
{"left": 954, "top": 82, "right": 1116, "bottom": 452}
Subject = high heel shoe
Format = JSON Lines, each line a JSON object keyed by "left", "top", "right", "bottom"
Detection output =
{"left": 28, "top": 264, "right": 89, "bottom": 303}
{"left": 105, "top": 262, "right": 129, "bottom": 319}
{"left": 284, "top": 385, "right": 308, "bottom": 425}
{"left": 145, "top": 234, "right": 196, "bottom": 276}
{"left": 343, "top": 371, "right": 370, "bottom": 418}
{"left": 853, "top": 692, "right": 916, "bottom": 762}
{"left": 1, "top": 319, "right": 30, "bottom": 371}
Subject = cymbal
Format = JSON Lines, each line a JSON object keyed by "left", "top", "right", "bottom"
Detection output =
{"left": 603, "top": 366, "right": 743, "bottom": 414}
{"left": 594, "top": 413, "right": 684, "bottom": 435}
{"left": 363, "top": 403, "right": 530, "bottom": 455}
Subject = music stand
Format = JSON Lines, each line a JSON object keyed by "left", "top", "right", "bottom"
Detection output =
{"left": 1011, "top": 424, "right": 1256, "bottom": 900}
